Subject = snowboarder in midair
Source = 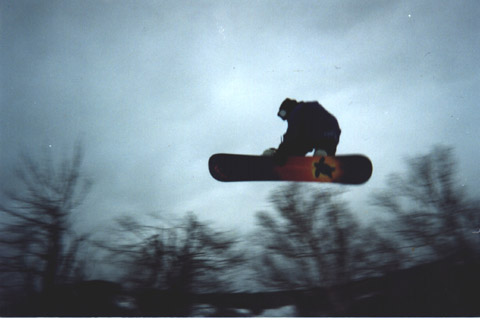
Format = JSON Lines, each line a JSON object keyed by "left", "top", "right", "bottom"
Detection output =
{"left": 263, "top": 98, "right": 341, "bottom": 164}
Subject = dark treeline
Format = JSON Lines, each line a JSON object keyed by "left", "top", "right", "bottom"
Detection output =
{"left": 0, "top": 144, "right": 479, "bottom": 316}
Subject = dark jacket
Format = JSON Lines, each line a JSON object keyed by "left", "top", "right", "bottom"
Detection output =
{"left": 277, "top": 101, "right": 341, "bottom": 156}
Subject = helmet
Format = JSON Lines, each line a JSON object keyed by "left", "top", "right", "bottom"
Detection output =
{"left": 277, "top": 98, "right": 297, "bottom": 120}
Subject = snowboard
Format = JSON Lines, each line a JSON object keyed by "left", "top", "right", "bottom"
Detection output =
{"left": 209, "top": 153, "right": 372, "bottom": 184}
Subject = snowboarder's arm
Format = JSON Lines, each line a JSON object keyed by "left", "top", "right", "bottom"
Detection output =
{"left": 275, "top": 123, "right": 301, "bottom": 164}
{"left": 276, "top": 110, "right": 301, "bottom": 157}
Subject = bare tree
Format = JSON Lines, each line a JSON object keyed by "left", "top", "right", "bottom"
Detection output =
{"left": 94, "top": 212, "right": 245, "bottom": 316}
{"left": 372, "top": 146, "right": 480, "bottom": 264}
{"left": 97, "top": 212, "right": 245, "bottom": 294}
{"left": 0, "top": 143, "right": 92, "bottom": 296}
{"left": 254, "top": 184, "right": 401, "bottom": 291}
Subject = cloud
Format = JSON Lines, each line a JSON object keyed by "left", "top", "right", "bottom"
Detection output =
{"left": 1, "top": 0, "right": 479, "bottom": 233}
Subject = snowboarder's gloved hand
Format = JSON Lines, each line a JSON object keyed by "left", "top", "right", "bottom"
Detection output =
{"left": 262, "top": 148, "right": 277, "bottom": 156}
{"left": 263, "top": 148, "right": 287, "bottom": 165}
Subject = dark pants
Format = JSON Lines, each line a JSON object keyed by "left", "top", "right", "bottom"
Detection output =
{"left": 279, "top": 137, "right": 339, "bottom": 157}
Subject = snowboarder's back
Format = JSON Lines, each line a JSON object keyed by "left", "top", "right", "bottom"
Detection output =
{"left": 267, "top": 98, "right": 341, "bottom": 160}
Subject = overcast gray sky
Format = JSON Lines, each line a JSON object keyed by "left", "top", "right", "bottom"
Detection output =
{"left": 1, "top": 0, "right": 479, "bottom": 233}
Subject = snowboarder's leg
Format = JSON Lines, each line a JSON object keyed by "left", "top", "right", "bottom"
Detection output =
{"left": 270, "top": 142, "right": 310, "bottom": 165}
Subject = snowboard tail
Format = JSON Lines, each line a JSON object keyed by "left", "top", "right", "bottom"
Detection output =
{"left": 209, "top": 153, "right": 372, "bottom": 184}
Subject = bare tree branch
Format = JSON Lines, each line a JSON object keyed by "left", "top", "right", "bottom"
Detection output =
{"left": 372, "top": 145, "right": 479, "bottom": 263}
{"left": 0, "top": 143, "right": 91, "bottom": 294}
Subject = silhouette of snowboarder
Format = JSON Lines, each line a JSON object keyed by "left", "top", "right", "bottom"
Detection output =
{"left": 263, "top": 98, "right": 341, "bottom": 164}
